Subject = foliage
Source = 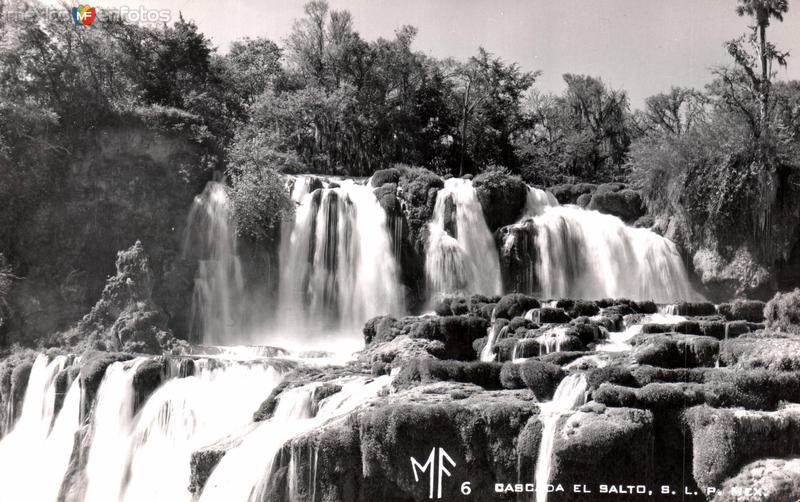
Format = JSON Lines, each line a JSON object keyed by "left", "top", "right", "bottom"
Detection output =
{"left": 516, "top": 75, "right": 633, "bottom": 185}
{"left": 628, "top": 0, "right": 799, "bottom": 266}
{"left": 764, "top": 288, "right": 800, "bottom": 334}
{"left": 0, "top": 254, "right": 16, "bottom": 334}
{"left": 227, "top": 165, "right": 294, "bottom": 243}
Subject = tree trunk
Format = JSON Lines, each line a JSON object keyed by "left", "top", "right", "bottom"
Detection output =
{"left": 759, "top": 22, "right": 769, "bottom": 135}
{"left": 459, "top": 81, "right": 471, "bottom": 177}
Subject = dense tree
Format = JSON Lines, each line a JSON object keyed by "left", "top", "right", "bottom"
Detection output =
{"left": 444, "top": 49, "right": 538, "bottom": 175}
{"left": 633, "top": 87, "right": 708, "bottom": 138}
{"left": 516, "top": 75, "right": 632, "bottom": 184}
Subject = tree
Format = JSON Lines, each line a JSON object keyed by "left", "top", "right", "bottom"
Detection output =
{"left": 225, "top": 37, "right": 283, "bottom": 104}
{"left": 516, "top": 74, "right": 632, "bottom": 183}
{"left": 444, "top": 48, "right": 538, "bottom": 175}
{"left": 635, "top": 87, "right": 707, "bottom": 137}
{"left": 724, "top": 0, "right": 790, "bottom": 137}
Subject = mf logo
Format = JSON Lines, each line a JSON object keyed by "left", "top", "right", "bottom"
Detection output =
{"left": 72, "top": 4, "right": 96, "bottom": 25}
{"left": 410, "top": 447, "right": 456, "bottom": 499}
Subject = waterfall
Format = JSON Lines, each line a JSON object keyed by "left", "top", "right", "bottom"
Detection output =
{"left": 533, "top": 374, "right": 588, "bottom": 502}
{"left": 277, "top": 178, "right": 404, "bottom": 346}
{"left": 597, "top": 313, "right": 687, "bottom": 352}
{"left": 0, "top": 354, "right": 74, "bottom": 501}
{"left": 479, "top": 307, "right": 500, "bottom": 362}
{"left": 78, "top": 357, "right": 285, "bottom": 502}
{"left": 501, "top": 196, "right": 700, "bottom": 303}
{"left": 184, "top": 181, "right": 245, "bottom": 345}
{"left": 199, "top": 375, "right": 391, "bottom": 502}
{"left": 537, "top": 327, "right": 571, "bottom": 355}
{"left": 34, "top": 379, "right": 81, "bottom": 502}
{"left": 84, "top": 359, "right": 148, "bottom": 502}
{"left": 426, "top": 178, "right": 501, "bottom": 299}
{"left": 524, "top": 186, "right": 559, "bottom": 216}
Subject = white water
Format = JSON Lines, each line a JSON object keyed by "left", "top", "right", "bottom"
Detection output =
{"left": 80, "top": 357, "right": 285, "bottom": 502}
{"left": 537, "top": 327, "right": 572, "bottom": 355}
{"left": 502, "top": 197, "right": 700, "bottom": 303}
{"left": 523, "top": 187, "right": 559, "bottom": 217}
{"left": 199, "top": 375, "right": 392, "bottom": 502}
{"left": 426, "top": 178, "right": 501, "bottom": 299}
{"left": 84, "top": 358, "right": 148, "bottom": 502}
{"left": 277, "top": 177, "right": 404, "bottom": 345}
{"left": 479, "top": 308, "right": 502, "bottom": 362}
{"left": 184, "top": 181, "right": 245, "bottom": 345}
{"left": 597, "top": 313, "right": 688, "bottom": 352}
{"left": 533, "top": 374, "right": 588, "bottom": 502}
{"left": 0, "top": 354, "right": 74, "bottom": 501}
{"left": 34, "top": 379, "right": 82, "bottom": 502}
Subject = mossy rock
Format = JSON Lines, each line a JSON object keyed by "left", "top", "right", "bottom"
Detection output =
{"left": 472, "top": 169, "right": 528, "bottom": 231}
{"left": 546, "top": 407, "right": 655, "bottom": 502}
{"left": 631, "top": 333, "right": 719, "bottom": 368}
{"left": 394, "top": 358, "right": 504, "bottom": 390}
{"left": 587, "top": 188, "right": 644, "bottom": 223}
{"left": 713, "top": 457, "right": 800, "bottom": 502}
{"left": 494, "top": 294, "right": 540, "bottom": 320}
{"left": 685, "top": 405, "right": 800, "bottom": 493}
{"left": 719, "top": 336, "right": 800, "bottom": 371}
{"left": 718, "top": 299, "right": 766, "bottom": 323}
{"left": 500, "top": 360, "right": 565, "bottom": 399}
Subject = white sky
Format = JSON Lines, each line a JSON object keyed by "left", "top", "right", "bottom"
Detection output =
{"left": 52, "top": 0, "right": 800, "bottom": 107}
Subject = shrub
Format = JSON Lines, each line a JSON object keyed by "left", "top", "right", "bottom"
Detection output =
{"left": 228, "top": 165, "right": 294, "bottom": 243}
{"left": 764, "top": 289, "right": 800, "bottom": 334}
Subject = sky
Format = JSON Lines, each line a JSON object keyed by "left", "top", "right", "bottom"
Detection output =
{"left": 63, "top": 0, "right": 800, "bottom": 107}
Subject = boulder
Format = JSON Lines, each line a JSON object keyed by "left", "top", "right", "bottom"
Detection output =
{"left": 472, "top": 169, "right": 528, "bottom": 231}
{"left": 528, "top": 307, "right": 571, "bottom": 324}
{"left": 394, "top": 359, "right": 504, "bottom": 390}
{"left": 685, "top": 405, "right": 800, "bottom": 494}
{"left": 713, "top": 458, "right": 800, "bottom": 502}
{"left": 548, "top": 183, "right": 597, "bottom": 205}
{"left": 631, "top": 334, "right": 719, "bottom": 368}
{"left": 544, "top": 407, "right": 655, "bottom": 502}
{"left": 500, "top": 360, "right": 565, "bottom": 399}
{"left": 77, "top": 351, "right": 134, "bottom": 418}
{"left": 718, "top": 299, "right": 766, "bottom": 323}
{"left": 493, "top": 294, "right": 540, "bottom": 319}
{"left": 719, "top": 336, "right": 800, "bottom": 371}
{"left": 673, "top": 302, "right": 717, "bottom": 316}
{"left": 264, "top": 383, "right": 535, "bottom": 502}
{"left": 587, "top": 189, "right": 644, "bottom": 223}
{"left": 555, "top": 299, "right": 600, "bottom": 318}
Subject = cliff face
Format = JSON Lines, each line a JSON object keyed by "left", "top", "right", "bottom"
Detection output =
{"left": 6, "top": 125, "right": 207, "bottom": 345}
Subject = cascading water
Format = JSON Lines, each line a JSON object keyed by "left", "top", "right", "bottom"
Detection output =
{"left": 597, "top": 313, "right": 688, "bottom": 352}
{"left": 524, "top": 186, "right": 559, "bottom": 216}
{"left": 479, "top": 307, "right": 501, "bottom": 362}
{"left": 277, "top": 178, "right": 404, "bottom": 347}
{"left": 184, "top": 181, "right": 245, "bottom": 345}
{"left": 81, "top": 357, "right": 285, "bottom": 502}
{"left": 537, "top": 327, "right": 572, "bottom": 355}
{"left": 501, "top": 190, "right": 700, "bottom": 303}
{"left": 84, "top": 358, "right": 148, "bottom": 502}
{"left": 533, "top": 374, "right": 588, "bottom": 502}
{"left": 426, "top": 178, "right": 501, "bottom": 299}
{"left": 0, "top": 354, "right": 75, "bottom": 501}
{"left": 199, "top": 375, "right": 392, "bottom": 502}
